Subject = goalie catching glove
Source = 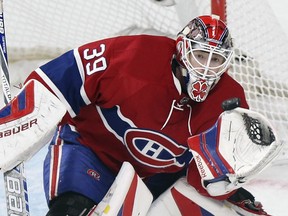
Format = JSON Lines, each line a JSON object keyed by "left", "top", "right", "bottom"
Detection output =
{"left": 187, "top": 107, "right": 282, "bottom": 197}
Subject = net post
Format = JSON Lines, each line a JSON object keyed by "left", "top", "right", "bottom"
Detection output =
{"left": 211, "top": 0, "right": 227, "bottom": 23}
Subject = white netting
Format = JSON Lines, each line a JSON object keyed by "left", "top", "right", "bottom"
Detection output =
{"left": 4, "top": 0, "right": 185, "bottom": 61}
{"left": 2, "top": 0, "right": 288, "bottom": 160}
{"left": 226, "top": 0, "right": 288, "bottom": 160}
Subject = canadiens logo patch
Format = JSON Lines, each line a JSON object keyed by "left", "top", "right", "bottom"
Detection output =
{"left": 124, "top": 128, "right": 193, "bottom": 171}
{"left": 98, "top": 106, "right": 193, "bottom": 173}
{"left": 87, "top": 169, "right": 100, "bottom": 181}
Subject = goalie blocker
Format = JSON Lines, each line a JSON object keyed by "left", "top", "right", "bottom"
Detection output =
{"left": 0, "top": 79, "right": 66, "bottom": 171}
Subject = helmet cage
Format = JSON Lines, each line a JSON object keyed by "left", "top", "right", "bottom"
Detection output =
{"left": 181, "top": 37, "right": 233, "bottom": 81}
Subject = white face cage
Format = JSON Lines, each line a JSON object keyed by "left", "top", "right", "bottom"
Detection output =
{"left": 181, "top": 38, "right": 234, "bottom": 81}
{"left": 179, "top": 37, "right": 234, "bottom": 102}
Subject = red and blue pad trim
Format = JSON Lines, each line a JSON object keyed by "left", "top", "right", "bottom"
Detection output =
{"left": 0, "top": 81, "right": 34, "bottom": 124}
{"left": 188, "top": 117, "right": 234, "bottom": 179}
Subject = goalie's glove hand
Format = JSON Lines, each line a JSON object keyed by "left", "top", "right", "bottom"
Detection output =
{"left": 226, "top": 187, "right": 270, "bottom": 216}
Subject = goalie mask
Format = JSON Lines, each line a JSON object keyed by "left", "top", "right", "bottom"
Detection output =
{"left": 176, "top": 15, "right": 233, "bottom": 102}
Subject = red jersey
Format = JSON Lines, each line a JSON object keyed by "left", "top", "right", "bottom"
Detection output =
{"left": 26, "top": 35, "right": 248, "bottom": 177}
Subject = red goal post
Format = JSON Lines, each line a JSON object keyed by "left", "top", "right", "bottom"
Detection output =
{"left": 2, "top": 0, "right": 288, "bottom": 160}
{"left": 211, "top": 0, "right": 227, "bottom": 22}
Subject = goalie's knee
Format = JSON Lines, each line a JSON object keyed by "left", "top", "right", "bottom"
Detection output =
{"left": 46, "top": 192, "right": 95, "bottom": 216}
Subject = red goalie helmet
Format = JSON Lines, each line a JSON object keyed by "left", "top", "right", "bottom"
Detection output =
{"left": 176, "top": 15, "right": 233, "bottom": 102}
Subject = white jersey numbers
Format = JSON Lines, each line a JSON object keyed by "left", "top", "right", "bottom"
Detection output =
{"left": 84, "top": 44, "right": 107, "bottom": 75}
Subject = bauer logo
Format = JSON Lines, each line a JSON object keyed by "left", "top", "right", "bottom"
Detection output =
{"left": 0, "top": 119, "right": 37, "bottom": 138}
{"left": 6, "top": 175, "right": 29, "bottom": 214}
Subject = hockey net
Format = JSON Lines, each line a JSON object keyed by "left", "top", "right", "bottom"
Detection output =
{"left": 2, "top": 0, "right": 288, "bottom": 160}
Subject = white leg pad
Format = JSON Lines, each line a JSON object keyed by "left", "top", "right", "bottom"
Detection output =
{"left": 90, "top": 162, "right": 153, "bottom": 216}
{"left": 148, "top": 177, "right": 238, "bottom": 216}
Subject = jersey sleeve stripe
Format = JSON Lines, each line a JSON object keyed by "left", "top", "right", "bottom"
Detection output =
{"left": 35, "top": 68, "right": 76, "bottom": 118}
{"left": 73, "top": 48, "right": 91, "bottom": 105}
